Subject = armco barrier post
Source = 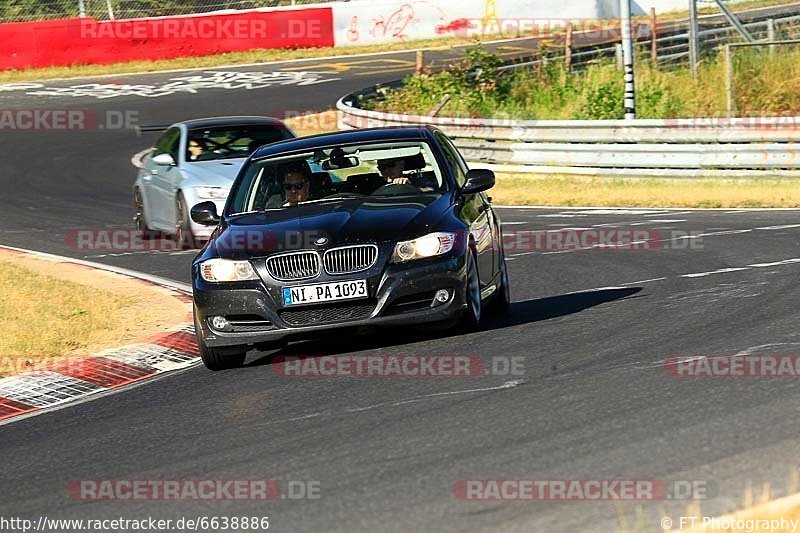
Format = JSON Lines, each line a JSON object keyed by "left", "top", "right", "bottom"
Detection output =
{"left": 689, "top": 0, "right": 699, "bottom": 78}
{"left": 650, "top": 8, "right": 658, "bottom": 63}
{"left": 565, "top": 25, "right": 573, "bottom": 71}
{"left": 620, "top": 0, "right": 636, "bottom": 119}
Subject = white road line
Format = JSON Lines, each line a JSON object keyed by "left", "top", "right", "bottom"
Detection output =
{"left": 756, "top": 224, "right": 800, "bottom": 230}
{"left": 566, "top": 286, "right": 630, "bottom": 295}
{"left": 84, "top": 249, "right": 195, "bottom": 259}
{"left": 592, "top": 220, "right": 686, "bottom": 227}
{"left": 541, "top": 249, "right": 575, "bottom": 255}
{"left": 748, "top": 258, "right": 800, "bottom": 268}
{"left": 621, "top": 277, "right": 668, "bottom": 285}
{"left": 680, "top": 268, "right": 751, "bottom": 278}
{"left": 498, "top": 206, "right": 800, "bottom": 211}
{"left": 572, "top": 209, "right": 669, "bottom": 215}
{"left": 592, "top": 221, "right": 639, "bottom": 227}
{"left": 346, "top": 380, "right": 524, "bottom": 414}
{"left": 0, "top": 244, "right": 191, "bottom": 293}
{"left": 696, "top": 229, "right": 753, "bottom": 237}
{"left": 502, "top": 222, "right": 529, "bottom": 226}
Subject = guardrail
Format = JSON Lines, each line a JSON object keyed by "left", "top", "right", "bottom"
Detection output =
{"left": 337, "top": 91, "right": 800, "bottom": 177}
{"left": 336, "top": 4, "right": 800, "bottom": 178}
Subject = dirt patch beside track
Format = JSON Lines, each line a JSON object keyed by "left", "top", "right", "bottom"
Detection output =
{"left": 0, "top": 248, "right": 190, "bottom": 376}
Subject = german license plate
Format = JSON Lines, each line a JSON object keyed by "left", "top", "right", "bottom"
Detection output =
{"left": 283, "top": 280, "right": 368, "bottom": 306}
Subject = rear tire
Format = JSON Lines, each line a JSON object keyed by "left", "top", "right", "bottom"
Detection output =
{"left": 194, "top": 314, "right": 247, "bottom": 371}
{"left": 459, "top": 251, "right": 482, "bottom": 331}
{"left": 486, "top": 252, "right": 510, "bottom": 317}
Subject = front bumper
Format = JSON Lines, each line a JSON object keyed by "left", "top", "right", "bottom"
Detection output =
{"left": 193, "top": 252, "right": 468, "bottom": 348}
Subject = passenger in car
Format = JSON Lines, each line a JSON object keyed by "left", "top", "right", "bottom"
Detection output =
{"left": 377, "top": 156, "right": 436, "bottom": 192}
{"left": 187, "top": 139, "right": 207, "bottom": 161}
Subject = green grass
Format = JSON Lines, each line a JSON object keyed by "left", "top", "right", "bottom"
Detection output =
{"left": 370, "top": 44, "right": 800, "bottom": 119}
{"left": 0, "top": 262, "right": 132, "bottom": 360}
{"left": 1, "top": 0, "right": 796, "bottom": 82}
{"left": 491, "top": 173, "right": 800, "bottom": 207}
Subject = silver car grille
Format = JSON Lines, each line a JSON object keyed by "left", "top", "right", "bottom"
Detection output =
{"left": 266, "top": 251, "right": 320, "bottom": 281}
{"left": 323, "top": 245, "right": 379, "bottom": 275}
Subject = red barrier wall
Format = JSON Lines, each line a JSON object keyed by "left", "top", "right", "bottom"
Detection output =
{"left": 0, "top": 8, "right": 334, "bottom": 71}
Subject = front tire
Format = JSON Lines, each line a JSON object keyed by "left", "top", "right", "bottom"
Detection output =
{"left": 194, "top": 314, "right": 247, "bottom": 371}
{"left": 133, "top": 187, "right": 150, "bottom": 233}
{"left": 175, "top": 194, "right": 198, "bottom": 249}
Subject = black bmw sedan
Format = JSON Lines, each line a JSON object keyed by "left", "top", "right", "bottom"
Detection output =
{"left": 190, "top": 126, "right": 510, "bottom": 370}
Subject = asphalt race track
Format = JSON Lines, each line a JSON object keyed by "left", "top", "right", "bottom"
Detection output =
{"left": 2, "top": 43, "right": 800, "bottom": 532}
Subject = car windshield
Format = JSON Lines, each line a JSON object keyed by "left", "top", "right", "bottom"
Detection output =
{"left": 227, "top": 141, "right": 446, "bottom": 215}
{"left": 186, "top": 124, "right": 293, "bottom": 162}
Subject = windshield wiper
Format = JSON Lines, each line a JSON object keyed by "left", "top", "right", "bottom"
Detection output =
{"left": 297, "top": 196, "right": 357, "bottom": 205}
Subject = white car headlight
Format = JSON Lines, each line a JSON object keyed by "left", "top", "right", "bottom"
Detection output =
{"left": 200, "top": 259, "right": 258, "bottom": 283}
{"left": 195, "top": 187, "right": 229, "bottom": 200}
{"left": 392, "top": 232, "right": 456, "bottom": 263}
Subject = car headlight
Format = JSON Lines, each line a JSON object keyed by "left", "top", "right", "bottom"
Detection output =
{"left": 199, "top": 259, "right": 258, "bottom": 283}
{"left": 195, "top": 187, "right": 229, "bottom": 200}
{"left": 392, "top": 232, "right": 456, "bottom": 263}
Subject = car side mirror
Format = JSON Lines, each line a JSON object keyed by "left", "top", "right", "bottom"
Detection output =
{"left": 152, "top": 153, "right": 176, "bottom": 166}
{"left": 191, "top": 201, "right": 220, "bottom": 226}
{"left": 461, "top": 169, "right": 495, "bottom": 194}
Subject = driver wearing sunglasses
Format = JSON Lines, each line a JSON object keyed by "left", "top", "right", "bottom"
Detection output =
{"left": 280, "top": 163, "right": 311, "bottom": 207}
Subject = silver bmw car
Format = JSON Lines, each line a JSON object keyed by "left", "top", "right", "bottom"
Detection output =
{"left": 132, "top": 117, "right": 295, "bottom": 246}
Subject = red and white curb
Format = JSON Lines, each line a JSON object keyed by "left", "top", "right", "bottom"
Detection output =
{"left": 0, "top": 245, "right": 199, "bottom": 424}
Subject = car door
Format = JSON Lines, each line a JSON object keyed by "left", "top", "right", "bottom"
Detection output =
{"left": 148, "top": 127, "right": 182, "bottom": 228}
{"left": 435, "top": 132, "right": 496, "bottom": 288}
{"left": 449, "top": 136, "right": 500, "bottom": 275}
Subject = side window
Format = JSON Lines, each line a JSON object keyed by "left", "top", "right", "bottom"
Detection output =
{"left": 154, "top": 127, "right": 181, "bottom": 159}
{"left": 435, "top": 132, "right": 467, "bottom": 186}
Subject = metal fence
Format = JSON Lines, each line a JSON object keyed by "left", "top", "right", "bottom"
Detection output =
{"left": 336, "top": 6, "right": 800, "bottom": 177}
{"left": 0, "top": 0, "right": 334, "bottom": 23}
{"left": 522, "top": 8, "right": 800, "bottom": 71}
{"left": 337, "top": 100, "right": 800, "bottom": 176}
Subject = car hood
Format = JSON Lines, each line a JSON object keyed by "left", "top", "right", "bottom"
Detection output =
{"left": 213, "top": 194, "right": 454, "bottom": 258}
{"left": 183, "top": 159, "right": 246, "bottom": 186}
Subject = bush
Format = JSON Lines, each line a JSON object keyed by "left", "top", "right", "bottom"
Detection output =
{"left": 369, "top": 45, "right": 800, "bottom": 120}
